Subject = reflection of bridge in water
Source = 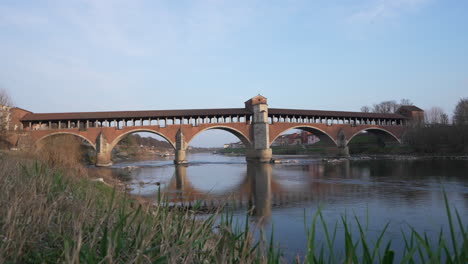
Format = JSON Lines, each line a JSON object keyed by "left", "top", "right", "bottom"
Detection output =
{"left": 151, "top": 160, "right": 433, "bottom": 223}
{"left": 161, "top": 161, "right": 352, "bottom": 222}
{"left": 166, "top": 163, "right": 280, "bottom": 220}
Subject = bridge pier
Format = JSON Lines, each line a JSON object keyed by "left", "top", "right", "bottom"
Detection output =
{"left": 96, "top": 132, "right": 113, "bottom": 167}
{"left": 337, "top": 146, "right": 350, "bottom": 157}
{"left": 245, "top": 148, "right": 273, "bottom": 163}
{"left": 174, "top": 150, "right": 187, "bottom": 165}
{"left": 336, "top": 129, "right": 350, "bottom": 158}
{"left": 245, "top": 95, "right": 272, "bottom": 163}
{"left": 174, "top": 128, "right": 188, "bottom": 165}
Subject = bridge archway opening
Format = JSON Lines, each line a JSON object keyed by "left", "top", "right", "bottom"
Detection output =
{"left": 110, "top": 130, "right": 175, "bottom": 162}
{"left": 35, "top": 133, "right": 96, "bottom": 166}
{"left": 186, "top": 126, "right": 252, "bottom": 160}
{"left": 347, "top": 128, "right": 401, "bottom": 154}
{"left": 270, "top": 126, "right": 337, "bottom": 155}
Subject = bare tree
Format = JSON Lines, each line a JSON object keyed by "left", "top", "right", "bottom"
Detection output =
{"left": 425, "top": 107, "right": 449, "bottom": 125}
{"left": 440, "top": 113, "right": 449, "bottom": 125}
{"left": 372, "top": 100, "right": 399, "bottom": 113}
{"left": 0, "top": 88, "right": 12, "bottom": 106}
{"left": 453, "top": 97, "right": 468, "bottom": 126}
{"left": 0, "top": 89, "right": 13, "bottom": 146}
{"left": 362, "top": 98, "right": 414, "bottom": 113}
{"left": 400, "top": 98, "right": 413, "bottom": 106}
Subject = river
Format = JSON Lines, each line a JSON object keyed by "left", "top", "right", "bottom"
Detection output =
{"left": 96, "top": 153, "right": 468, "bottom": 260}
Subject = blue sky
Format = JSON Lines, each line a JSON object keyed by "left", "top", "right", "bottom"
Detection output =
{"left": 1, "top": 0, "right": 467, "bottom": 146}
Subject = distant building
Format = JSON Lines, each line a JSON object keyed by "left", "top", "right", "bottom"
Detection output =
{"left": 272, "top": 134, "right": 289, "bottom": 146}
{"left": 396, "top": 105, "right": 425, "bottom": 126}
{"left": 271, "top": 131, "right": 320, "bottom": 146}
{"left": 225, "top": 141, "right": 244, "bottom": 149}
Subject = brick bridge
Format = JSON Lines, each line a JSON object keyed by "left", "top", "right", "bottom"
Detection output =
{"left": 9, "top": 95, "right": 423, "bottom": 166}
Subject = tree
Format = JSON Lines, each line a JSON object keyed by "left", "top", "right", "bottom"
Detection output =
{"left": 0, "top": 89, "right": 13, "bottom": 147}
{"left": 400, "top": 98, "right": 413, "bottom": 106}
{"left": 361, "top": 98, "right": 414, "bottom": 113}
{"left": 372, "top": 100, "right": 399, "bottom": 113}
{"left": 0, "top": 88, "right": 12, "bottom": 106}
{"left": 453, "top": 97, "right": 468, "bottom": 125}
{"left": 425, "top": 107, "right": 449, "bottom": 125}
{"left": 440, "top": 113, "right": 449, "bottom": 125}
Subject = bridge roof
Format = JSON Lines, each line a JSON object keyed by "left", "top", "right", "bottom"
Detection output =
{"left": 20, "top": 108, "right": 251, "bottom": 121}
{"left": 269, "top": 108, "right": 408, "bottom": 119}
{"left": 20, "top": 107, "right": 407, "bottom": 122}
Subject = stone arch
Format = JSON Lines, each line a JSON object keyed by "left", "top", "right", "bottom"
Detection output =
{"left": 347, "top": 127, "right": 401, "bottom": 145}
{"left": 36, "top": 132, "right": 96, "bottom": 150}
{"left": 109, "top": 129, "right": 176, "bottom": 152}
{"left": 186, "top": 126, "right": 252, "bottom": 149}
{"left": 269, "top": 125, "right": 337, "bottom": 147}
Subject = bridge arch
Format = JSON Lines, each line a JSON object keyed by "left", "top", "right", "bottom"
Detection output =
{"left": 270, "top": 125, "right": 337, "bottom": 147}
{"left": 109, "top": 129, "right": 176, "bottom": 152}
{"left": 35, "top": 132, "right": 96, "bottom": 150}
{"left": 186, "top": 126, "right": 252, "bottom": 149}
{"left": 347, "top": 127, "right": 401, "bottom": 145}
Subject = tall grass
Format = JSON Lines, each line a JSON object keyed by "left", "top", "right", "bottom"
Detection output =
{"left": 1, "top": 152, "right": 466, "bottom": 263}
{"left": 0, "top": 155, "right": 281, "bottom": 263}
{"left": 299, "top": 198, "right": 467, "bottom": 264}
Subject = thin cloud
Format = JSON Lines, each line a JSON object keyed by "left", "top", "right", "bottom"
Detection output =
{"left": 0, "top": 6, "right": 48, "bottom": 27}
{"left": 348, "top": 0, "right": 430, "bottom": 24}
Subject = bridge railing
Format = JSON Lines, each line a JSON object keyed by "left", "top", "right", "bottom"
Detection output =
{"left": 22, "top": 114, "right": 254, "bottom": 131}
{"left": 268, "top": 114, "right": 407, "bottom": 126}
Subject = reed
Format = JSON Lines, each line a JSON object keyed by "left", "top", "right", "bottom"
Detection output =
{"left": 299, "top": 195, "right": 467, "bottom": 264}
{"left": 0, "top": 155, "right": 279, "bottom": 263}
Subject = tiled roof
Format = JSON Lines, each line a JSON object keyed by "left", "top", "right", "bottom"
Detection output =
{"left": 20, "top": 107, "right": 408, "bottom": 122}
{"left": 269, "top": 108, "right": 407, "bottom": 119}
{"left": 20, "top": 108, "right": 251, "bottom": 121}
{"left": 397, "top": 105, "right": 424, "bottom": 112}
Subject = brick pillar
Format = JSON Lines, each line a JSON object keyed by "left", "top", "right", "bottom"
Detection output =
{"left": 174, "top": 128, "right": 188, "bottom": 165}
{"left": 336, "top": 128, "right": 350, "bottom": 158}
{"left": 245, "top": 95, "right": 272, "bottom": 163}
{"left": 96, "top": 132, "right": 113, "bottom": 166}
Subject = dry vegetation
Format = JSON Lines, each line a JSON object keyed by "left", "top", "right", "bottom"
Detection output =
{"left": 0, "top": 137, "right": 279, "bottom": 263}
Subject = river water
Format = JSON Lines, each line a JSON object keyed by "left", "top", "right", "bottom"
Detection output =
{"left": 100, "top": 153, "right": 468, "bottom": 260}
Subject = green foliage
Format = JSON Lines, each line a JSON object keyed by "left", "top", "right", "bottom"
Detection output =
{"left": 300, "top": 194, "right": 467, "bottom": 264}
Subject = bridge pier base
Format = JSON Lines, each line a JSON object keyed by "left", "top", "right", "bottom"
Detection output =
{"left": 246, "top": 148, "right": 273, "bottom": 163}
{"left": 96, "top": 132, "right": 113, "bottom": 167}
{"left": 174, "top": 129, "right": 188, "bottom": 164}
{"left": 337, "top": 146, "right": 350, "bottom": 158}
{"left": 174, "top": 150, "right": 188, "bottom": 165}
{"left": 96, "top": 151, "right": 113, "bottom": 167}
{"left": 336, "top": 129, "right": 350, "bottom": 158}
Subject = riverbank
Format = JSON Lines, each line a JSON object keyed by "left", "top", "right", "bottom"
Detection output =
{"left": 2, "top": 151, "right": 467, "bottom": 263}
{"left": 218, "top": 150, "right": 468, "bottom": 163}
{"left": 0, "top": 152, "right": 280, "bottom": 263}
